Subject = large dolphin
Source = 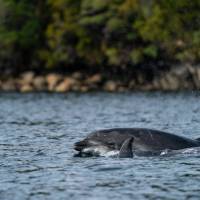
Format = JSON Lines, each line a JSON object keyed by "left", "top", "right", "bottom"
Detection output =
{"left": 74, "top": 128, "right": 200, "bottom": 158}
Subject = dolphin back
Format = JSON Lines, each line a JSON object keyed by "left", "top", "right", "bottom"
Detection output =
{"left": 196, "top": 137, "right": 200, "bottom": 143}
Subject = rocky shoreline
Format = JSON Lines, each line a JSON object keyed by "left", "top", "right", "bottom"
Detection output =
{"left": 1, "top": 65, "right": 200, "bottom": 92}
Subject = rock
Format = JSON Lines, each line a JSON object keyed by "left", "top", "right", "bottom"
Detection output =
{"left": 194, "top": 68, "right": 200, "bottom": 89}
{"left": 196, "top": 68, "right": 200, "bottom": 81}
{"left": 186, "top": 64, "right": 196, "bottom": 75}
{"left": 72, "top": 72, "right": 82, "bottom": 79}
{"left": 55, "top": 77, "right": 76, "bottom": 92}
{"left": 140, "top": 84, "right": 154, "bottom": 91}
{"left": 171, "top": 65, "right": 188, "bottom": 77}
{"left": 182, "top": 81, "right": 191, "bottom": 89}
{"left": 46, "top": 74, "right": 62, "bottom": 91}
{"left": 129, "top": 80, "right": 135, "bottom": 89}
{"left": 159, "top": 77, "right": 169, "bottom": 90}
{"left": 87, "top": 84, "right": 98, "bottom": 90}
{"left": 80, "top": 86, "right": 89, "bottom": 92}
{"left": 86, "top": 74, "right": 102, "bottom": 84}
{"left": 137, "top": 74, "right": 144, "bottom": 84}
{"left": 71, "top": 84, "right": 81, "bottom": 91}
{"left": 191, "top": 74, "right": 200, "bottom": 89}
{"left": 165, "top": 74, "right": 180, "bottom": 90}
{"left": 152, "top": 79, "right": 160, "bottom": 90}
{"left": 21, "top": 71, "right": 35, "bottom": 84}
{"left": 33, "top": 76, "right": 46, "bottom": 90}
{"left": 1, "top": 79, "right": 16, "bottom": 91}
{"left": 118, "top": 86, "right": 126, "bottom": 92}
{"left": 20, "top": 84, "right": 33, "bottom": 93}
{"left": 103, "top": 81, "right": 117, "bottom": 92}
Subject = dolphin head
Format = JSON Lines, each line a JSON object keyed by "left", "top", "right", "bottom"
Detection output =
{"left": 74, "top": 131, "right": 126, "bottom": 156}
{"left": 74, "top": 137, "right": 116, "bottom": 157}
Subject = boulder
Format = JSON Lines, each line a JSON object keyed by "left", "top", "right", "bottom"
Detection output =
{"left": 33, "top": 76, "right": 46, "bottom": 90}
{"left": 165, "top": 74, "right": 180, "bottom": 90}
{"left": 152, "top": 79, "right": 160, "bottom": 90}
{"left": 118, "top": 86, "right": 127, "bottom": 92}
{"left": 46, "top": 74, "right": 62, "bottom": 91}
{"left": 159, "top": 77, "right": 169, "bottom": 90}
{"left": 85, "top": 74, "right": 102, "bottom": 84}
{"left": 20, "top": 84, "right": 33, "bottom": 93}
{"left": 1, "top": 79, "right": 16, "bottom": 91}
{"left": 55, "top": 77, "right": 76, "bottom": 92}
{"left": 80, "top": 86, "right": 89, "bottom": 92}
{"left": 72, "top": 72, "right": 82, "bottom": 79}
{"left": 196, "top": 67, "right": 200, "bottom": 81}
{"left": 103, "top": 81, "right": 117, "bottom": 92}
{"left": 129, "top": 80, "right": 135, "bottom": 89}
{"left": 140, "top": 84, "right": 154, "bottom": 91}
{"left": 21, "top": 71, "right": 35, "bottom": 84}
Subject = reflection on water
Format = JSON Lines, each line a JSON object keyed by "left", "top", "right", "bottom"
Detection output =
{"left": 1, "top": 92, "right": 200, "bottom": 200}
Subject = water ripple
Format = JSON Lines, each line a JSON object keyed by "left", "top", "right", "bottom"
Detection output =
{"left": 1, "top": 92, "right": 200, "bottom": 200}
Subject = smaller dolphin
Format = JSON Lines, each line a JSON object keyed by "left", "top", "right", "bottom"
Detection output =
{"left": 74, "top": 128, "right": 200, "bottom": 158}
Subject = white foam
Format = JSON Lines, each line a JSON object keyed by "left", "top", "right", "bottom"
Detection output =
{"left": 82, "top": 146, "right": 112, "bottom": 156}
{"left": 160, "top": 149, "right": 170, "bottom": 156}
{"left": 160, "top": 147, "right": 200, "bottom": 156}
{"left": 103, "top": 150, "right": 119, "bottom": 157}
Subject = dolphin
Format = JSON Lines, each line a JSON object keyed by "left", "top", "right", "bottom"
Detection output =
{"left": 74, "top": 128, "right": 200, "bottom": 158}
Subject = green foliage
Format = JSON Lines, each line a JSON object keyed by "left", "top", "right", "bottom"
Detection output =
{"left": 1, "top": 0, "right": 200, "bottom": 73}
{"left": 0, "top": 0, "right": 48, "bottom": 72}
{"left": 134, "top": 0, "right": 200, "bottom": 63}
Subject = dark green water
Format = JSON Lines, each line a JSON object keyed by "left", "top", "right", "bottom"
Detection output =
{"left": 0, "top": 92, "right": 200, "bottom": 200}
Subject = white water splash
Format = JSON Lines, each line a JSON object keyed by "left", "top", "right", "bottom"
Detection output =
{"left": 160, "top": 147, "right": 200, "bottom": 156}
{"left": 82, "top": 145, "right": 119, "bottom": 157}
{"left": 103, "top": 150, "right": 119, "bottom": 157}
{"left": 82, "top": 146, "right": 111, "bottom": 156}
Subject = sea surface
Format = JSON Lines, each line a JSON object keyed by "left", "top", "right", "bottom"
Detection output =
{"left": 1, "top": 92, "right": 200, "bottom": 200}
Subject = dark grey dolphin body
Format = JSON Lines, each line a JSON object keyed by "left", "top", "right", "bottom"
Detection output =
{"left": 74, "top": 128, "right": 200, "bottom": 158}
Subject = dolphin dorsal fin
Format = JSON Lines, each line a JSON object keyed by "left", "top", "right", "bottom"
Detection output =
{"left": 119, "top": 137, "right": 134, "bottom": 158}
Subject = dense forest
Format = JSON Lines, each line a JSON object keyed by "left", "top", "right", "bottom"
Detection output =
{"left": 1, "top": 0, "right": 200, "bottom": 91}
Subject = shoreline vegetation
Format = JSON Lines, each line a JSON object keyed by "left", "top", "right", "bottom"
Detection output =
{"left": 1, "top": 64, "right": 200, "bottom": 92}
{"left": 1, "top": 1, "right": 200, "bottom": 92}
